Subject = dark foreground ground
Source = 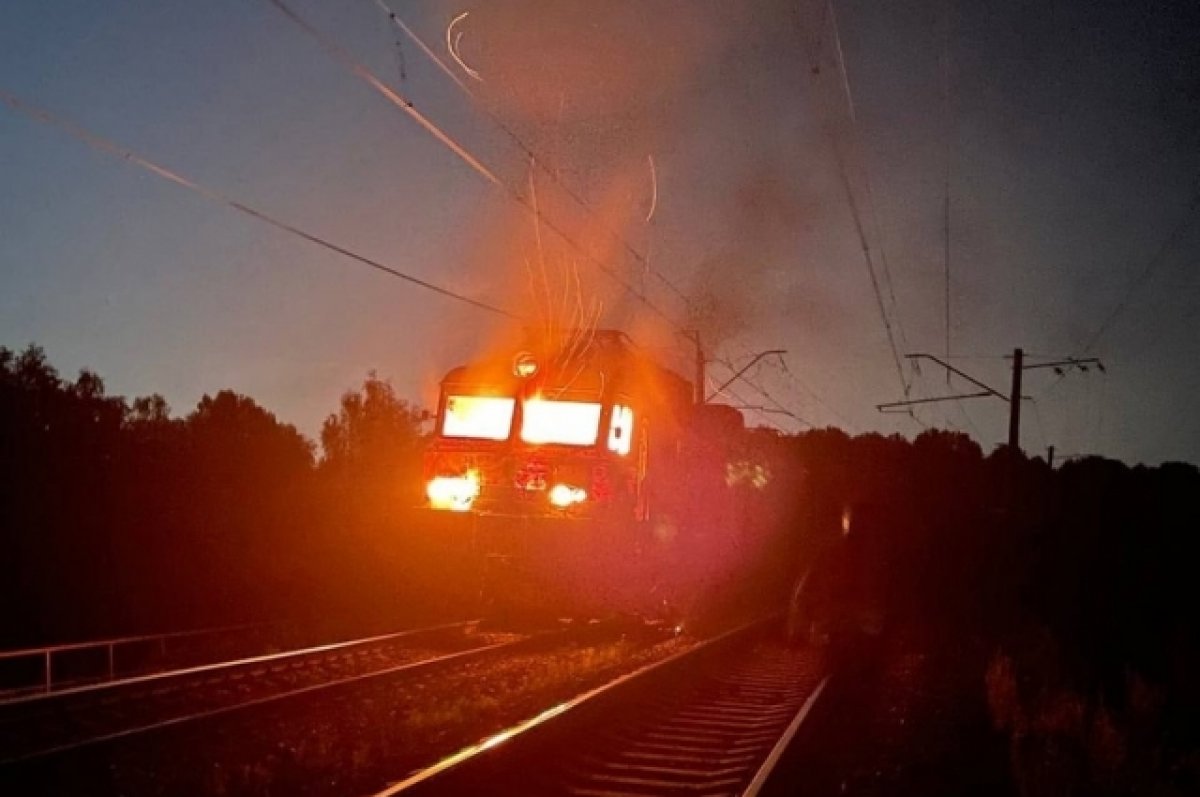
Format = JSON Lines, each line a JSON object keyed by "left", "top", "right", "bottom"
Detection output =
{"left": 766, "top": 622, "right": 1014, "bottom": 797}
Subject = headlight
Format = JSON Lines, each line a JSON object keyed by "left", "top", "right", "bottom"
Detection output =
{"left": 427, "top": 470, "right": 481, "bottom": 511}
{"left": 548, "top": 483, "right": 587, "bottom": 508}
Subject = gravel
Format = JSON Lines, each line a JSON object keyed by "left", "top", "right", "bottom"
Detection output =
{"left": 2, "top": 622, "right": 693, "bottom": 796}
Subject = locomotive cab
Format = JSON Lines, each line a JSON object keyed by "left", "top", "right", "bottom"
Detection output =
{"left": 420, "top": 329, "right": 752, "bottom": 621}
{"left": 423, "top": 331, "right": 691, "bottom": 522}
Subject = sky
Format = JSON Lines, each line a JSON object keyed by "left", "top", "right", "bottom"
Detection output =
{"left": 1, "top": 0, "right": 1198, "bottom": 465}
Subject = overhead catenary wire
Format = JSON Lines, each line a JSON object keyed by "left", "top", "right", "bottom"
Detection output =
{"left": 283, "top": 0, "right": 820, "bottom": 429}
{"left": 365, "top": 1, "right": 828, "bottom": 430}
{"left": 908, "top": 359, "right": 957, "bottom": 433}
{"left": 955, "top": 397, "right": 983, "bottom": 441}
{"left": 941, "top": 0, "right": 954, "bottom": 379}
{"left": 1029, "top": 398, "right": 1049, "bottom": 452}
{"left": 704, "top": 370, "right": 794, "bottom": 433}
{"left": 1079, "top": 178, "right": 1200, "bottom": 355}
{"left": 267, "top": 0, "right": 500, "bottom": 187}
{"left": 1039, "top": 177, "right": 1200, "bottom": 400}
{"left": 5, "top": 76, "right": 810, "bottom": 439}
{"left": 267, "top": 0, "right": 682, "bottom": 331}
{"left": 722, "top": 381, "right": 804, "bottom": 434}
{"left": 370, "top": 0, "right": 692, "bottom": 308}
{"left": 1133, "top": 261, "right": 1200, "bottom": 355}
{"left": 720, "top": 340, "right": 853, "bottom": 431}
{"left": 776, "top": 357, "right": 857, "bottom": 431}
{"left": 710, "top": 355, "right": 814, "bottom": 430}
{"left": 0, "top": 89, "right": 519, "bottom": 320}
{"left": 816, "top": 0, "right": 911, "bottom": 398}
{"left": 826, "top": 0, "right": 909, "bottom": 355}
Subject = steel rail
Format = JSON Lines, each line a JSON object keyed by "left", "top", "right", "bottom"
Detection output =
{"left": 372, "top": 623, "right": 761, "bottom": 796}
{"left": 742, "top": 676, "right": 829, "bottom": 796}
{"left": 0, "top": 619, "right": 509, "bottom": 765}
{"left": 0, "top": 619, "right": 477, "bottom": 708}
{"left": 375, "top": 615, "right": 829, "bottom": 797}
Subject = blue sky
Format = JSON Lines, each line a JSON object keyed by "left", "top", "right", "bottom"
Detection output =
{"left": 2, "top": 0, "right": 1198, "bottom": 464}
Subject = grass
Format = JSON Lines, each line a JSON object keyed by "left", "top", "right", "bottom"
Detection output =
{"left": 985, "top": 629, "right": 1197, "bottom": 797}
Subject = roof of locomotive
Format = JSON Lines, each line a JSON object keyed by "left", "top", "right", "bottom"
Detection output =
{"left": 440, "top": 329, "right": 693, "bottom": 406}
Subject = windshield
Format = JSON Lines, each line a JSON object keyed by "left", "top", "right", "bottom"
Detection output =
{"left": 441, "top": 395, "right": 515, "bottom": 441}
{"left": 520, "top": 399, "right": 603, "bottom": 446}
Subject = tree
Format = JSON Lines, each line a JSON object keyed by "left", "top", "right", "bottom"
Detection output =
{"left": 187, "top": 389, "right": 314, "bottom": 474}
{"left": 319, "top": 372, "right": 430, "bottom": 502}
{"left": 129, "top": 393, "right": 172, "bottom": 425}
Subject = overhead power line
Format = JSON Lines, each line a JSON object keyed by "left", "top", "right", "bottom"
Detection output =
{"left": 371, "top": 0, "right": 691, "bottom": 308}
{"left": 265, "top": 0, "right": 681, "bottom": 331}
{"left": 0, "top": 88, "right": 518, "bottom": 320}
{"left": 941, "top": 0, "right": 955, "bottom": 377}
{"left": 365, "top": 1, "right": 827, "bottom": 432}
{"left": 710, "top": 355, "right": 814, "bottom": 430}
{"left": 1079, "top": 179, "right": 1200, "bottom": 355}
{"left": 720, "top": 341, "right": 854, "bottom": 431}
{"left": 361, "top": 2, "right": 827, "bottom": 430}
{"left": 814, "top": 0, "right": 910, "bottom": 398}
{"left": 266, "top": 0, "right": 499, "bottom": 186}
{"left": 1039, "top": 177, "right": 1200, "bottom": 400}
{"left": 713, "top": 380, "right": 792, "bottom": 434}
{"left": 375, "top": 1, "right": 829, "bottom": 432}
{"left": 275, "top": 0, "right": 819, "bottom": 429}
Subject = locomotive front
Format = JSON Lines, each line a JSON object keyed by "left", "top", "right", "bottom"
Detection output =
{"left": 423, "top": 332, "right": 677, "bottom": 521}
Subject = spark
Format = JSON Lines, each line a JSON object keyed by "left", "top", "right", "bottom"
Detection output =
{"left": 528, "top": 160, "right": 554, "bottom": 346}
{"left": 645, "top": 154, "right": 658, "bottom": 223}
{"left": 446, "top": 11, "right": 483, "bottom": 82}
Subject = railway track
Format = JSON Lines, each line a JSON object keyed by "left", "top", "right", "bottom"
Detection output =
{"left": 0, "top": 619, "right": 520, "bottom": 764}
{"left": 377, "top": 619, "right": 828, "bottom": 796}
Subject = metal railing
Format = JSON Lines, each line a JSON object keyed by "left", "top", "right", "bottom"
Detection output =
{"left": 0, "top": 623, "right": 260, "bottom": 696}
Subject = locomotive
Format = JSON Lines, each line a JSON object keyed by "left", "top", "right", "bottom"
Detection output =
{"left": 422, "top": 329, "right": 746, "bottom": 618}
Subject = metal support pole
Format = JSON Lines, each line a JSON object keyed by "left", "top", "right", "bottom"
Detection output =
{"left": 1008, "top": 347, "right": 1023, "bottom": 451}
{"left": 691, "top": 331, "right": 705, "bottom": 405}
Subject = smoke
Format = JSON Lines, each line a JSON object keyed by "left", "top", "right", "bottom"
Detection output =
{"left": 423, "top": 0, "right": 834, "bottom": 361}
{"left": 687, "top": 165, "right": 829, "bottom": 348}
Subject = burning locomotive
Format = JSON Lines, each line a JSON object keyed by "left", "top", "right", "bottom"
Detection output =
{"left": 422, "top": 329, "right": 746, "bottom": 618}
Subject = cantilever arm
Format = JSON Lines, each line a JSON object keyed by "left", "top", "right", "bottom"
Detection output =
{"left": 905, "top": 354, "right": 1008, "bottom": 400}
{"left": 706, "top": 349, "right": 786, "bottom": 402}
{"left": 877, "top": 391, "right": 994, "bottom": 412}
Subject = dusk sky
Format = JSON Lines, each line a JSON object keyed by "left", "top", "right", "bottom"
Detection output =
{"left": 2, "top": 0, "right": 1198, "bottom": 465}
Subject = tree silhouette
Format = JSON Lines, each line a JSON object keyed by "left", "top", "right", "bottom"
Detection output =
{"left": 319, "top": 372, "right": 430, "bottom": 506}
{"left": 3, "top": 338, "right": 1199, "bottom": 786}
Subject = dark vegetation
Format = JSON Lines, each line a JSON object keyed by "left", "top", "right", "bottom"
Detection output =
{"left": 753, "top": 427, "right": 1200, "bottom": 795}
{"left": 0, "top": 344, "right": 432, "bottom": 647}
{"left": 3, "top": 344, "right": 1197, "bottom": 792}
